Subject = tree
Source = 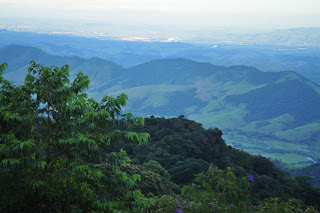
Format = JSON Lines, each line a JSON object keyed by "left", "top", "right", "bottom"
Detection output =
{"left": 0, "top": 61, "right": 153, "bottom": 212}
{"left": 169, "top": 158, "right": 209, "bottom": 184}
{"left": 149, "top": 167, "right": 253, "bottom": 213}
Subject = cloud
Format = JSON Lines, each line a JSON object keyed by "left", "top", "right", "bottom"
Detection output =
{"left": 0, "top": 0, "right": 18, "bottom": 3}
{"left": 2, "top": 0, "right": 320, "bottom": 14}
{"left": 1, "top": 0, "right": 319, "bottom": 29}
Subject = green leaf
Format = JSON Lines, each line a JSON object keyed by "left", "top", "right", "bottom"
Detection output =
{"left": 137, "top": 117, "right": 145, "bottom": 126}
{"left": 133, "top": 174, "right": 141, "bottom": 182}
{"left": 132, "top": 190, "right": 142, "bottom": 199}
{"left": 0, "top": 61, "right": 153, "bottom": 212}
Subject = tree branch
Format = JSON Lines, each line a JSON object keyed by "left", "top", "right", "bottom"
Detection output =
{"left": 47, "top": 144, "right": 74, "bottom": 163}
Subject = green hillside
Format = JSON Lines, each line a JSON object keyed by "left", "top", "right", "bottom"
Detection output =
{"left": 1, "top": 45, "right": 320, "bottom": 166}
{"left": 0, "top": 45, "right": 122, "bottom": 88}
{"left": 112, "top": 116, "right": 320, "bottom": 206}
{"left": 1, "top": 59, "right": 319, "bottom": 211}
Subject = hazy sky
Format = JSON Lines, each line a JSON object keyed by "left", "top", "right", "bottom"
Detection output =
{"left": 1, "top": 0, "right": 320, "bottom": 31}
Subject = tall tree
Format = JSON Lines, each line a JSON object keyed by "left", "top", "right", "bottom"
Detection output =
{"left": 0, "top": 61, "right": 153, "bottom": 212}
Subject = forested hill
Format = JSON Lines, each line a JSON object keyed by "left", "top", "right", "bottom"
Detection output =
{"left": 1, "top": 44, "right": 320, "bottom": 166}
{"left": 0, "top": 44, "right": 124, "bottom": 87}
{"left": 113, "top": 116, "right": 320, "bottom": 206}
{"left": 108, "top": 59, "right": 320, "bottom": 167}
{"left": 1, "top": 59, "right": 319, "bottom": 211}
{"left": 288, "top": 163, "right": 320, "bottom": 187}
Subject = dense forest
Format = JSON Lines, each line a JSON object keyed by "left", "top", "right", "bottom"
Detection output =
{"left": 283, "top": 162, "right": 320, "bottom": 187}
{"left": 115, "top": 116, "right": 320, "bottom": 205}
{"left": 0, "top": 61, "right": 319, "bottom": 212}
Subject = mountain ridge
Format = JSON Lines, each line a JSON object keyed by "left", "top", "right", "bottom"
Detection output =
{"left": 1, "top": 44, "right": 319, "bottom": 166}
{"left": 1, "top": 29, "right": 320, "bottom": 84}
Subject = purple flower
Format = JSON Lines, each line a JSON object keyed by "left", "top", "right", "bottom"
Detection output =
{"left": 209, "top": 202, "right": 215, "bottom": 206}
{"left": 229, "top": 204, "right": 235, "bottom": 208}
{"left": 188, "top": 203, "right": 191, "bottom": 208}
{"left": 248, "top": 174, "right": 254, "bottom": 182}
{"left": 176, "top": 201, "right": 182, "bottom": 206}
{"left": 176, "top": 209, "right": 183, "bottom": 213}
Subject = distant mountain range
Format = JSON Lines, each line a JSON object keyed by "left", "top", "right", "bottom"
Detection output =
{"left": 1, "top": 44, "right": 320, "bottom": 166}
{"left": 214, "top": 28, "right": 320, "bottom": 46}
{"left": 1, "top": 29, "right": 320, "bottom": 84}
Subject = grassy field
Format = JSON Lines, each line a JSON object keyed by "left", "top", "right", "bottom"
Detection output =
{"left": 268, "top": 153, "right": 311, "bottom": 165}
{"left": 275, "top": 121, "right": 320, "bottom": 145}
{"left": 223, "top": 132, "right": 319, "bottom": 168}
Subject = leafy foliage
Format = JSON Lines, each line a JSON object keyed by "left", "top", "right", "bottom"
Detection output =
{"left": 0, "top": 61, "right": 153, "bottom": 212}
{"left": 254, "top": 197, "right": 318, "bottom": 213}
{"left": 148, "top": 167, "right": 319, "bottom": 212}
{"left": 115, "top": 116, "right": 320, "bottom": 207}
{"left": 1, "top": 60, "right": 320, "bottom": 212}
{"left": 122, "top": 161, "right": 179, "bottom": 197}
{"left": 181, "top": 166, "right": 252, "bottom": 212}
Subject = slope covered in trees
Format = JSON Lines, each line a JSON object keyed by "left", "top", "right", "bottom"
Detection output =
{"left": 288, "top": 163, "right": 320, "bottom": 187}
{"left": 0, "top": 61, "right": 153, "bottom": 212}
{"left": 1, "top": 45, "right": 320, "bottom": 166}
{"left": 1, "top": 61, "right": 320, "bottom": 212}
{"left": 114, "top": 116, "right": 320, "bottom": 207}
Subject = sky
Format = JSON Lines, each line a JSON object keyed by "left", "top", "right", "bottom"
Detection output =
{"left": 0, "top": 0, "right": 320, "bottom": 37}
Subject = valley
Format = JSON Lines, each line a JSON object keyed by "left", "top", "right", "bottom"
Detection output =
{"left": 1, "top": 1, "right": 320, "bottom": 211}
{"left": 1, "top": 43, "right": 319, "bottom": 167}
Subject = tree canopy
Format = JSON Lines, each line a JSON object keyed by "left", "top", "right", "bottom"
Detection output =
{"left": 0, "top": 61, "right": 153, "bottom": 212}
{"left": 1, "top": 61, "right": 319, "bottom": 212}
{"left": 113, "top": 116, "right": 320, "bottom": 207}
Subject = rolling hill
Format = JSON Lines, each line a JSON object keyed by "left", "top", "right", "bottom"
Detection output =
{"left": 1, "top": 44, "right": 320, "bottom": 166}
{"left": 1, "top": 29, "right": 320, "bottom": 84}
